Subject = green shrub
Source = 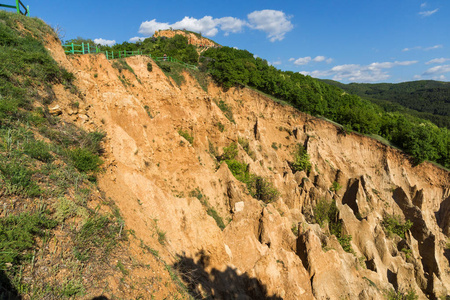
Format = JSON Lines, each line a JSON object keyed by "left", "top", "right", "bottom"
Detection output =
{"left": 73, "top": 214, "right": 122, "bottom": 261}
{"left": 214, "top": 99, "right": 235, "bottom": 123}
{"left": 313, "top": 199, "right": 354, "bottom": 253}
{"left": 23, "top": 140, "right": 53, "bottom": 162}
{"left": 0, "top": 160, "right": 41, "bottom": 197}
{"left": 238, "top": 137, "right": 256, "bottom": 160}
{"left": 0, "top": 212, "right": 57, "bottom": 267}
{"left": 386, "top": 288, "right": 418, "bottom": 300}
{"left": 291, "top": 144, "right": 312, "bottom": 173}
{"left": 147, "top": 62, "right": 153, "bottom": 72}
{"left": 206, "top": 207, "right": 225, "bottom": 230}
{"left": 221, "top": 143, "right": 238, "bottom": 161}
{"left": 382, "top": 214, "right": 412, "bottom": 239}
{"left": 330, "top": 181, "right": 342, "bottom": 192}
{"left": 217, "top": 122, "right": 225, "bottom": 132}
{"left": 178, "top": 129, "right": 193, "bottom": 144}
{"left": 249, "top": 176, "right": 279, "bottom": 203}
{"left": 68, "top": 148, "right": 103, "bottom": 172}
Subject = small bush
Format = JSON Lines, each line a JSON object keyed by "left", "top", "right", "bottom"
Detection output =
{"left": 73, "top": 214, "right": 122, "bottom": 261}
{"left": 68, "top": 148, "right": 103, "bottom": 172}
{"left": 386, "top": 288, "right": 418, "bottom": 300}
{"left": 0, "top": 160, "right": 41, "bottom": 197}
{"left": 0, "top": 212, "right": 57, "bottom": 267}
{"left": 239, "top": 137, "right": 256, "bottom": 160}
{"left": 217, "top": 122, "right": 225, "bottom": 132}
{"left": 221, "top": 143, "right": 238, "bottom": 161}
{"left": 249, "top": 176, "right": 279, "bottom": 203}
{"left": 23, "top": 140, "right": 53, "bottom": 162}
{"left": 178, "top": 129, "right": 193, "bottom": 144}
{"left": 215, "top": 99, "right": 235, "bottom": 123}
{"left": 147, "top": 62, "right": 153, "bottom": 72}
{"left": 291, "top": 144, "right": 312, "bottom": 173}
{"left": 382, "top": 215, "right": 412, "bottom": 239}
{"left": 330, "top": 181, "right": 342, "bottom": 192}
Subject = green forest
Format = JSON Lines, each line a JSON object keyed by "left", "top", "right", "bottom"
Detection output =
{"left": 322, "top": 79, "right": 450, "bottom": 129}
{"left": 67, "top": 35, "right": 450, "bottom": 170}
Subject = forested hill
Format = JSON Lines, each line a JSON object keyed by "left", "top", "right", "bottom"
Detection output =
{"left": 321, "top": 79, "right": 450, "bottom": 129}
{"left": 200, "top": 46, "right": 449, "bottom": 169}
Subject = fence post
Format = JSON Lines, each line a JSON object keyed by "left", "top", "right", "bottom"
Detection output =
{"left": 87, "top": 43, "right": 90, "bottom": 54}
{"left": 71, "top": 43, "right": 74, "bottom": 54}
{"left": 15, "top": 0, "right": 19, "bottom": 14}
{"left": 112, "top": 51, "right": 114, "bottom": 59}
{"left": 26, "top": 5, "right": 29, "bottom": 16}
{"left": 82, "top": 43, "right": 85, "bottom": 54}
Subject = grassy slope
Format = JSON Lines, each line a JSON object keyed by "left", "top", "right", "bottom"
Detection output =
{"left": 0, "top": 11, "right": 189, "bottom": 299}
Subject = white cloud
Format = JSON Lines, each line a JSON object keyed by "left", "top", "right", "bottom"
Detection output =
{"left": 426, "top": 58, "right": 450, "bottom": 64}
{"left": 247, "top": 10, "right": 293, "bottom": 42}
{"left": 291, "top": 55, "right": 332, "bottom": 66}
{"left": 139, "top": 19, "right": 171, "bottom": 35}
{"left": 300, "top": 60, "right": 418, "bottom": 82}
{"left": 293, "top": 56, "right": 311, "bottom": 65}
{"left": 313, "top": 56, "right": 326, "bottom": 62}
{"left": 402, "top": 44, "right": 442, "bottom": 52}
{"left": 425, "top": 44, "right": 443, "bottom": 51}
{"left": 421, "top": 2, "right": 427, "bottom": 8}
{"left": 94, "top": 38, "right": 116, "bottom": 46}
{"left": 129, "top": 37, "right": 145, "bottom": 43}
{"left": 423, "top": 65, "right": 450, "bottom": 76}
{"left": 136, "top": 10, "right": 291, "bottom": 42}
{"left": 270, "top": 60, "right": 282, "bottom": 66}
{"left": 419, "top": 8, "right": 439, "bottom": 17}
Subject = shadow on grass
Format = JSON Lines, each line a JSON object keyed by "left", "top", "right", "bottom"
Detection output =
{"left": 173, "top": 250, "right": 282, "bottom": 299}
{"left": 0, "top": 270, "right": 21, "bottom": 300}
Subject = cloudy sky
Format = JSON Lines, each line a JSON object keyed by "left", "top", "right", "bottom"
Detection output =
{"left": 23, "top": 0, "right": 450, "bottom": 83}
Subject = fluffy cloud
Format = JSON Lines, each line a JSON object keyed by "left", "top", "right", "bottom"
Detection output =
{"left": 423, "top": 65, "right": 450, "bottom": 76}
{"left": 270, "top": 60, "right": 282, "bottom": 66}
{"left": 426, "top": 58, "right": 450, "bottom": 65}
{"left": 129, "top": 37, "right": 145, "bottom": 43}
{"left": 94, "top": 38, "right": 116, "bottom": 46}
{"left": 137, "top": 10, "right": 292, "bottom": 42}
{"left": 402, "top": 44, "right": 442, "bottom": 52}
{"left": 247, "top": 10, "right": 293, "bottom": 42}
{"left": 300, "top": 60, "right": 418, "bottom": 82}
{"left": 419, "top": 8, "right": 439, "bottom": 17}
{"left": 291, "top": 55, "right": 332, "bottom": 66}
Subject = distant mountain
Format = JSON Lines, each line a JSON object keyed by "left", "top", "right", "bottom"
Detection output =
{"left": 321, "top": 80, "right": 450, "bottom": 128}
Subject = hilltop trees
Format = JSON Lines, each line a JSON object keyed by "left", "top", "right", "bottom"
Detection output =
{"left": 202, "top": 46, "right": 450, "bottom": 169}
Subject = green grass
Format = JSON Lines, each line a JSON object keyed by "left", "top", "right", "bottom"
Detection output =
{"left": 178, "top": 129, "right": 194, "bottom": 144}
{"left": 0, "top": 211, "right": 57, "bottom": 268}
{"left": 382, "top": 214, "right": 412, "bottom": 239}
{"left": 386, "top": 288, "right": 418, "bottom": 300}
{"left": 214, "top": 99, "right": 235, "bottom": 123}
{"left": 189, "top": 188, "right": 225, "bottom": 230}
{"left": 291, "top": 144, "right": 312, "bottom": 173}
{"left": 313, "top": 199, "right": 354, "bottom": 254}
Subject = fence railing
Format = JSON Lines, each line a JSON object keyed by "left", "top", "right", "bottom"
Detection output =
{"left": 0, "top": 0, "right": 29, "bottom": 16}
{"left": 62, "top": 43, "right": 198, "bottom": 70}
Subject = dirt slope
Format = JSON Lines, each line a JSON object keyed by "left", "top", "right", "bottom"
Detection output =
{"left": 46, "top": 34, "right": 450, "bottom": 299}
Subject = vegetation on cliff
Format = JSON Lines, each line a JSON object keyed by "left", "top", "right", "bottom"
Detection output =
{"left": 200, "top": 46, "right": 449, "bottom": 169}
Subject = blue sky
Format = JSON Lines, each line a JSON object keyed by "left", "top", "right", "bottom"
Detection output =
{"left": 11, "top": 0, "right": 450, "bottom": 83}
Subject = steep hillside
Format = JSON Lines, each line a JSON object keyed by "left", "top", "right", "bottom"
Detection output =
{"left": 3, "top": 12, "right": 450, "bottom": 299}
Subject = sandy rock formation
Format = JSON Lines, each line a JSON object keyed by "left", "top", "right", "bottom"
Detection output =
{"left": 44, "top": 34, "right": 450, "bottom": 299}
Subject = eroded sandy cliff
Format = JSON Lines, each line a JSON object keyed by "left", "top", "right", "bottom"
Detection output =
{"left": 46, "top": 33, "right": 450, "bottom": 299}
